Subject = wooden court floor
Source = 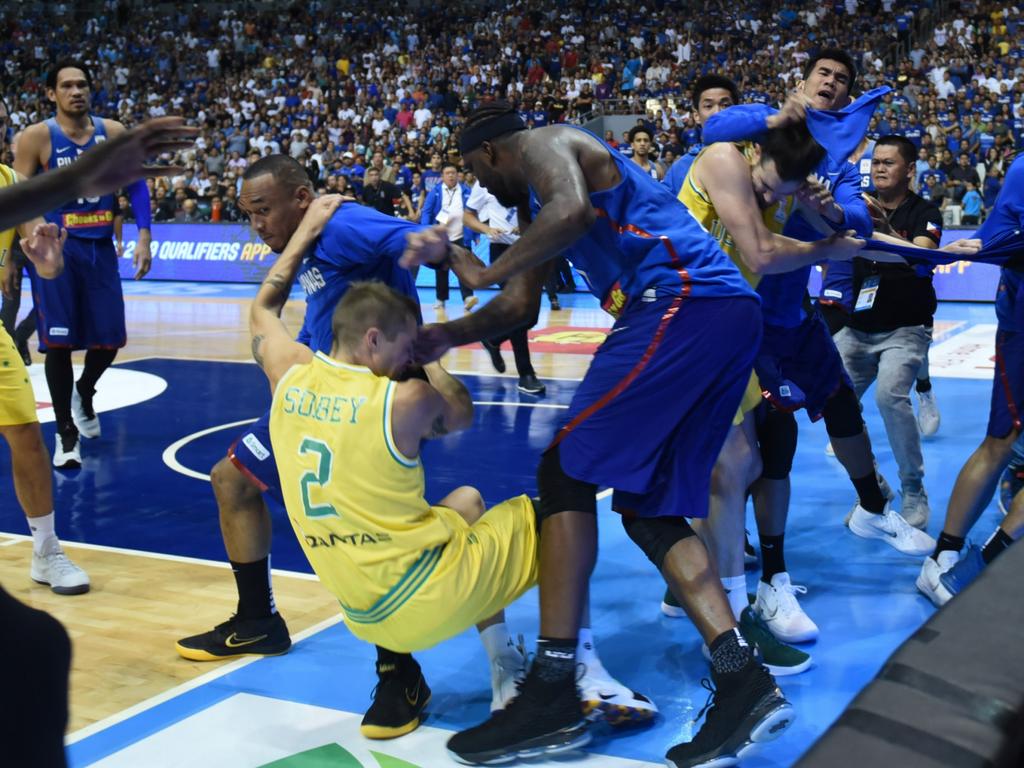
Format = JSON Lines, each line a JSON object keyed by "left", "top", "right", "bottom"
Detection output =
{"left": 1, "top": 290, "right": 603, "bottom": 735}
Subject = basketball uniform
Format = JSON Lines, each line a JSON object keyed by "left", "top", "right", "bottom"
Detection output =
{"left": 0, "top": 164, "right": 38, "bottom": 426}
{"left": 678, "top": 143, "right": 794, "bottom": 425}
{"left": 543, "top": 127, "right": 761, "bottom": 520}
{"left": 269, "top": 352, "right": 538, "bottom": 652}
{"left": 29, "top": 117, "right": 126, "bottom": 352}
{"left": 230, "top": 203, "right": 426, "bottom": 503}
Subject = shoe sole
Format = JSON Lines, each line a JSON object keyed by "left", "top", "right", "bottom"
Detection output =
{"left": 848, "top": 515, "right": 932, "bottom": 556}
{"left": 448, "top": 722, "right": 590, "bottom": 765}
{"left": 665, "top": 699, "right": 795, "bottom": 768}
{"left": 914, "top": 572, "right": 951, "bottom": 608}
{"left": 174, "top": 641, "right": 292, "bottom": 662}
{"left": 54, "top": 458, "right": 82, "bottom": 469}
{"left": 361, "top": 693, "right": 432, "bottom": 740}
{"left": 517, "top": 387, "right": 545, "bottom": 396}
{"left": 32, "top": 576, "right": 90, "bottom": 595}
{"left": 759, "top": 619, "right": 819, "bottom": 645}
{"left": 661, "top": 601, "right": 687, "bottom": 618}
{"left": 582, "top": 699, "right": 658, "bottom": 726}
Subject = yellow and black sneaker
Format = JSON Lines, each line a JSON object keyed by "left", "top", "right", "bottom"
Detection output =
{"left": 361, "top": 657, "right": 432, "bottom": 739}
{"left": 175, "top": 613, "right": 291, "bottom": 661}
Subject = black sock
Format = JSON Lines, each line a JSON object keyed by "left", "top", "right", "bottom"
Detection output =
{"left": 932, "top": 532, "right": 965, "bottom": 561}
{"left": 709, "top": 628, "right": 753, "bottom": 676}
{"left": 981, "top": 528, "right": 1014, "bottom": 564}
{"left": 376, "top": 645, "right": 417, "bottom": 675}
{"left": 759, "top": 534, "right": 786, "bottom": 583}
{"left": 532, "top": 636, "right": 577, "bottom": 685}
{"left": 77, "top": 348, "right": 118, "bottom": 412}
{"left": 851, "top": 472, "right": 886, "bottom": 514}
{"left": 44, "top": 349, "right": 75, "bottom": 431}
{"left": 230, "top": 557, "right": 275, "bottom": 619}
{"left": 915, "top": 377, "right": 932, "bottom": 393}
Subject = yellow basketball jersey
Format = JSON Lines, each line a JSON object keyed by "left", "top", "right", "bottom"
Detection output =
{"left": 269, "top": 352, "right": 453, "bottom": 618}
{"left": 677, "top": 143, "right": 794, "bottom": 288}
{"left": 0, "top": 164, "right": 18, "bottom": 269}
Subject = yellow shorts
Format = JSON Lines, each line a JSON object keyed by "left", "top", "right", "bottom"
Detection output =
{"left": 732, "top": 370, "right": 762, "bottom": 427}
{"left": 0, "top": 324, "right": 37, "bottom": 427}
{"left": 346, "top": 494, "right": 539, "bottom": 653}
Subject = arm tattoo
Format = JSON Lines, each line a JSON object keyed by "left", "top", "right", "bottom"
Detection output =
{"left": 428, "top": 413, "right": 449, "bottom": 439}
{"left": 251, "top": 335, "right": 265, "bottom": 368}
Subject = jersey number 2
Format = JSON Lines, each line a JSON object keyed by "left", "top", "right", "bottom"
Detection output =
{"left": 299, "top": 438, "right": 338, "bottom": 518}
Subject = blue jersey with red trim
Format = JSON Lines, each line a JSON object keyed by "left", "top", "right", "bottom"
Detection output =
{"left": 44, "top": 117, "right": 115, "bottom": 239}
{"left": 975, "top": 155, "right": 1024, "bottom": 331}
{"left": 528, "top": 128, "right": 755, "bottom": 317}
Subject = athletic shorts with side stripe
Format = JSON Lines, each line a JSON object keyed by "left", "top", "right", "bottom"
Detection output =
{"left": 343, "top": 495, "right": 538, "bottom": 653}
{"left": 0, "top": 324, "right": 38, "bottom": 426}
{"left": 989, "top": 328, "right": 1024, "bottom": 438}
{"left": 551, "top": 294, "right": 762, "bottom": 520}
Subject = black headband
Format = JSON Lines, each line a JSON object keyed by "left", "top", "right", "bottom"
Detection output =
{"left": 459, "top": 113, "right": 526, "bottom": 155}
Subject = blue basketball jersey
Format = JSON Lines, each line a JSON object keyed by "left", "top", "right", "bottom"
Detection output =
{"left": 528, "top": 127, "right": 754, "bottom": 317}
{"left": 975, "top": 155, "right": 1024, "bottom": 331}
{"left": 45, "top": 116, "right": 115, "bottom": 239}
{"left": 295, "top": 202, "right": 422, "bottom": 353}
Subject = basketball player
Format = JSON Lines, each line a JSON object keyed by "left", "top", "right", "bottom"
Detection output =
{"left": 917, "top": 153, "right": 1024, "bottom": 605}
{"left": 698, "top": 52, "right": 935, "bottom": 644}
{"left": 663, "top": 75, "right": 740, "bottom": 195}
{"left": 627, "top": 125, "right": 664, "bottom": 181}
{"left": 671, "top": 120, "right": 861, "bottom": 672}
{"left": 15, "top": 60, "right": 154, "bottom": 469}
{"left": 177, "top": 156, "right": 656, "bottom": 730}
{"left": 403, "top": 102, "right": 798, "bottom": 767}
{"left": 0, "top": 164, "right": 89, "bottom": 594}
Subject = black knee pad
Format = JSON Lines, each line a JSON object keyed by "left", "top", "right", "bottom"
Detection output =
{"left": 756, "top": 406, "right": 798, "bottom": 480}
{"left": 620, "top": 514, "right": 695, "bottom": 571}
{"left": 536, "top": 444, "right": 598, "bottom": 522}
{"left": 823, "top": 385, "right": 864, "bottom": 438}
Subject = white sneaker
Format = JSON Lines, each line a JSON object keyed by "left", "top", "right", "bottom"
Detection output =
{"left": 915, "top": 550, "right": 959, "bottom": 607}
{"left": 844, "top": 472, "right": 897, "bottom": 526}
{"left": 848, "top": 503, "right": 936, "bottom": 556}
{"left": 53, "top": 431, "right": 81, "bottom": 469}
{"left": 916, "top": 389, "right": 940, "bottom": 437}
{"left": 31, "top": 538, "right": 90, "bottom": 595}
{"left": 72, "top": 386, "right": 101, "bottom": 438}
{"left": 489, "top": 641, "right": 525, "bottom": 712}
{"left": 753, "top": 573, "right": 819, "bottom": 643}
{"left": 901, "top": 488, "right": 930, "bottom": 530}
{"left": 578, "top": 660, "right": 658, "bottom": 725}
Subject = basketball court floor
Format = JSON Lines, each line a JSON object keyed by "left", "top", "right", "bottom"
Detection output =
{"left": 0, "top": 281, "right": 1006, "bottom": 768}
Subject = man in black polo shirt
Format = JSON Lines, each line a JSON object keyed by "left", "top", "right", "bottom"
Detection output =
{"left": 361, "top": 166, "right": 412, "bottom": 219}
{"left": 835, "top": 135, "right": 942, "bottom": 530}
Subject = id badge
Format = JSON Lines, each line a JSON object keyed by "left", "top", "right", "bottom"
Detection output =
{"left": 854, "top": 275, "right": 880, "bottom": 312}
{"left": 435, "top": 210, "right": 450, "bottom": 225}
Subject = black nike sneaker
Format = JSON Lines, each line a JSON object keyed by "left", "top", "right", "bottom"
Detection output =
{"left": 517, "top": 374, "right": 546, "bottom": 396}
{"left": 447, "top": 669, "right": 590, "bottom": 765}
{"left": 175, "top": 613, "right": 291, "bottom": 661}
{"left": 481, "top": 338, "right": 507, "bottom": 373}
{"left": 361, "top": 658, "right": 432, "bottom": 739}
{"left": 665, "top": 662, "right": 794, "bottom": 768}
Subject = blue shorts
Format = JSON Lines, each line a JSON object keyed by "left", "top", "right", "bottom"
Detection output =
{"left": 755, "top": 311, "right": 853, "bottom": 421}
{"left": 228, "top": 411, "right": 284, "bottom": 505}
{"left": 989, "top": 328, "right": 1024, "bottom": 438}
{"left": 552, "top": 294, "right": 762, "bottom": 519}
{"left": 818, "top": 260, "right": 855, "bottom": 313}
{"left": 31, "top": 236, "right": 126, "bottom": 352}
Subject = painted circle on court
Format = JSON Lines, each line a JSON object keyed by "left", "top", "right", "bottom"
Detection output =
{"left": 29, "top": 364, "right": 167, "bottom": 423}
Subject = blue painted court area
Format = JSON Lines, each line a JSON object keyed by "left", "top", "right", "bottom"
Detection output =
{"left": 0, "top": 301, "right": 1009, "bottom": 767}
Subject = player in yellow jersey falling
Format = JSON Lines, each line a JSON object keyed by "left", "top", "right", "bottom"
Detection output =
{"left": 248, "top": 196, "right": 641, "bottom": 743}
{"left": 663, "top": 122, "right": 862, "bottom": 674}
{"left": 0, "top": 162, "right": 90, "bottom": 594}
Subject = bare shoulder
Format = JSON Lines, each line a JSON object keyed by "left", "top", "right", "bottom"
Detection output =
{"left": 392, "top": 376, "right": 437, "bottom": 405}
{"left": 102, "top": 118, "right": 127, "bottom": 137}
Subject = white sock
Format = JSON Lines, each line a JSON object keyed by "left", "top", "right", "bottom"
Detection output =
{"left": 479, "top": 622, "right": 514, "bottom": 664}
{"left": 721, "top": 575, "right": 748, "bottom": 622}
{"left": 27, "top": 512, "right": 57, "bottom": 554}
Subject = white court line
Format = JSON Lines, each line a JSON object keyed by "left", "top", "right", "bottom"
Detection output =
{"left": 65, "top": 612, "right": 345, "bottom": 745}
{"left": 0, "top": 537, "right": 23, "bottom": 547}
{"left": 473, "top": 400, "right": 568, "bottom": 409}
{"left": 0, "top": 532, "right": 318, "bottom": 581}
{"left": 161, "top": 418, "right": 258, "bottom": 482}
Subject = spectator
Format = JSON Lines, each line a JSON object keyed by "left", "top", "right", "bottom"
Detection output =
{"left": 961, "top": 180, "right": 982, "bottom": 225}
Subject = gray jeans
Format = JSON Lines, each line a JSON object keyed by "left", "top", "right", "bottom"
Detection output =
{"left": 835, "top": 324, "right": 932, "bottom": 493}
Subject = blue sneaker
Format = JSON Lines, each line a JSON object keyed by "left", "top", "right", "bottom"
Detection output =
{"left": 998, "top": 465, "right": 1023, "bottom": 516}
{"left": 937, "top": 545, "right": 985, "bottom": 605}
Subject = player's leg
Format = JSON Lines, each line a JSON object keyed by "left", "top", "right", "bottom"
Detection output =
{"left": 915, "top": 332, "right": 940, "bottom": 436}
{"left": 874, "top": 327, "right": 930, "bottom": 528}
{"left": 434, "top": 264, "right": 449, "bottom": 309}
{"left": 998, "top": 433, "right": 1024, "bottom": 515}
{"left": 0, "top": 585, "right": 71, "bottom": 768}
{"left": 0, "top": 327, "right": 88, "bottom": 594}
{"left": 176, "top": 417, "right": 290, "bottom": 660}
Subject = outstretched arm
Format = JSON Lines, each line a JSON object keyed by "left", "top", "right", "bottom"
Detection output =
{"left": 249, "top": 195, "right": 342, "bottom": 388}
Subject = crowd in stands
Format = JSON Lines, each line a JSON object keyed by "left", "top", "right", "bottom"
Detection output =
{"left": 1, "top": 0, "right": 1021, "bottom": 225}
